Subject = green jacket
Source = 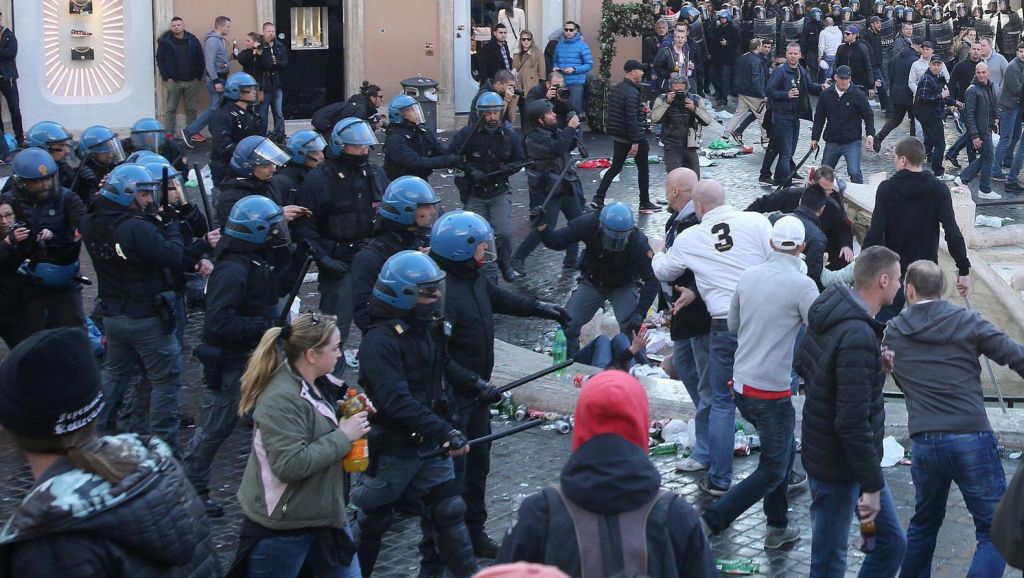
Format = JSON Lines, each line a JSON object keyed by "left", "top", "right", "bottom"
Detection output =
{"left": 237, "top": 363, "right": 352, "bottom": 530}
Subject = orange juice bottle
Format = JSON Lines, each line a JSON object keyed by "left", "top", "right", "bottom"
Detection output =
{"left": 340, "top": 388, "right": 369, "bottom": 473}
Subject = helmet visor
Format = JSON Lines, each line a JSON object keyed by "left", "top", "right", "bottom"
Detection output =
{"left": 402, "top": 103, "right": 425, "bottom": 125}
{"left": 91, "top": 137, "right": 126, "bottom": 165}
{"left": 252, "top": 139, "right": 291, "bottom": 167}
{"left": 601, "top": 227, "right": 632, "bottom": 252}
{"left": 473, "top": 231, "right": 498, "bottom": 264}
{"left": 269, "top": 216, "right": 291, "bottom": 247}
{"left": 414, "top": 279, "right": 446, "bottom": 321}
{"left": 303, "top": 134, "right": 328, "bottom": 154}
{"left": 339, "top": 121, "right": 381, "bottom": 147}
{"left": 132, "top": 131, "right": 166, "bottom": 152}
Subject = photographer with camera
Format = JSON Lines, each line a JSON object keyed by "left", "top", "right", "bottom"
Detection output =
{"left": 470, "top": 69, "right": 519, "bottom": 127}
{"left": 652, "top": 75, "right": 712, "bottom": 176}
{"left": 525, "top": 70, "right": 575, "bottom": 127}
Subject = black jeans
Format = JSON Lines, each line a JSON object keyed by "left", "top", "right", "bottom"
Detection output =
{"left": 875, "top": 102, "right": 916, "bottom": 147}
{"left": 593, "top": 139, "right": 650, "bottom": 204}
{"left": 0, "top": 78, "right": 23, "bottom": 144}
{"left": 915, "top": 108, "right": 945, "bottom": 175}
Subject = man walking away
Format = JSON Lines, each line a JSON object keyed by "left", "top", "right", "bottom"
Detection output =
{"left": 811, "top": 65, "right": 875, "bottom": 183}
{"left": 181, "top": 16, "right": 232, "bottom": 147}
{"left": 156, "top": 17, "right": 204, "bottom": 135}
{"left": 884, "top": 260, "right": 1022, "bottom": 577}
{"left": 725, "top": 39, "right": 770, "bottom": 144}
{"left": 798, "top": 246, "right": 908, "bottom": 577}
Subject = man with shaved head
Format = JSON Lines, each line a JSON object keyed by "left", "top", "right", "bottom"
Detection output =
{"left": 660, "top": 168, "right": 714, "bottom": 473}
{"left": 652, "top": 179, "right": 772, "bottom": 495}
{"left": 882, "top": 259, "right": 1024, "bottom": 575}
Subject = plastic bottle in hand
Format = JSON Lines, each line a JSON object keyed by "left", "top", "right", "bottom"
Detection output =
{"left": 340, "top": 388, "right": 369, "bottom": 473}
{"left": 552, "top": 328, "right": 567, "bottom": 376}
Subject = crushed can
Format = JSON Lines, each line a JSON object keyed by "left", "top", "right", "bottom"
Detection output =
{"left": 573, "top": 374, "right": 590, "bottom": 389}
{"left": 527, "top": 408, "right": 547, "bottom": 420}
{"left": 514, "top": 404, "right": 528, "bottom": 421}
{"left": 733, "top": 431, "right": 751, "bottom": 456}
{"left": 554, "top": 419, "right": 572, "bottom": 434}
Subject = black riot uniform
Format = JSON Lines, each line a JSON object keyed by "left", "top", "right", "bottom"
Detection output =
{"left": 350, "top": 221, "right": 427, "bottom": 334}
{"left": 72, "top": 155, "right": 116, "bottom": 208}
{"left": 266, "top": 161, "right": 310, "bottom": 207}
{"left": 383, "top": 121, "right": 460, "bottom": 181}
{"left": 292, "top": 153, "right": 388, "bottom": 348}
{"left": 216, "top": 175, "right": 274, "bottom": 227}
{"left": 209, "top": 102, "right": 264, "bottom": 186}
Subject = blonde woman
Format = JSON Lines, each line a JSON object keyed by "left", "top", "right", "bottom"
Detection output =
{"left": 514, "top": 30, "right": 545, "bottom": 128}
{"left": 230, "top": 312, "right": 370, "bottom": 578}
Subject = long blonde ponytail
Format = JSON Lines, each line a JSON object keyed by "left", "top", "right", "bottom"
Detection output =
{"left": 238, "top": 327, "right": 285, "bottom": 416}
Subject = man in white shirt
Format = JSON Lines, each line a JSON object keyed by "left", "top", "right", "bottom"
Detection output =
{"left": 981, "top": 36, "right": 1009, "bottom": 95}
{"left": 909, "top": 41, "right": 950, "bottom": 96}
{"left": 818, "top": 17, "right": 843, "bottom": 81}
{"left": 652, "top": 180, "right": 772, "bottom": 495}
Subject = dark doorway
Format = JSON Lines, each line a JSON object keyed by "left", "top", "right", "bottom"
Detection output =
{"left": 275, "top": 0, "right": 345, "bottom": 119}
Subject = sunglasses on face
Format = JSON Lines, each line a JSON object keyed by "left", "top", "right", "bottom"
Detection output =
{"left": 522, "top": 37, "right": 533, "bottom": 42}
{"left": 564, "top": 27, "right": 576, "bottom": 32}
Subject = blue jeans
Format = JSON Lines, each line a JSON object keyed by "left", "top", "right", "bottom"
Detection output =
{"left": 562, "top": 280, "right": 639, "bottom": 356}
{"left": 824, "top": 55, "right": 837, "bottom": 82}
{"left": 247, "top": 523, "right": 361, "bottom": 578}
{"left": 809, "top": 479, "right": 906, "bottom": 578}
{"left": 822, "top": 140, "right": 864, "bottom": 183}
{"left": 790, "top": 325, "right": 806, "bottom": 394}
{"left": 259, "top": 88, "right": 285, "bottom": 137}
{"left": 960, "top": 133, "right": 995, "bottom": 194}
{"left": 714, "top": 65, "right": 734, "bottom": 105}
{"left": 574, "top": 333, "right": 634, "bottom": 369}
{"left": 707, "top": 319, "right": 738, "bottom": 489}
{"left": 185, "top": 80, "right": 225, "bottom": 138}
{"left": 948, "top": 131, "right": 978, "bottom": 165}
{"left": 772, "top": 116, "right": 801, "bottom": 186}
{"left": 98, "top": 315, "right": 183, "bottom": 452}
{"left": 703, "top": 394, "right": 796, "bottom": 532}
{"left": 873, "top": 65, "right": 891, "bottom": 114}
{"left": 673, "top": 334, "right": 711, "bottom": 465}
{"left": 900, "top": 432, "right": 1007, "bottom": 578}
{"left": 992, "top": 107, "right": 1021, "bottom": 176}
{"left": 567, "top": 83, "right": 585, "bottom": 121}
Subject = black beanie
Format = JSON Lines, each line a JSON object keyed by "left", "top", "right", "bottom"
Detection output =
{"left": 0, "top": 327, "right": 104, "bottom": 438}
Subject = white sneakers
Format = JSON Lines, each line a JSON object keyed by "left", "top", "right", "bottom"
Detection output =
{"left": 978, "top": 191, "right": 1003, "bottom": 200}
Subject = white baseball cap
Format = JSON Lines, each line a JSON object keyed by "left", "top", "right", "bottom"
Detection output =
{"left": 772, "top": 216, "right": 805, "bottom": 249}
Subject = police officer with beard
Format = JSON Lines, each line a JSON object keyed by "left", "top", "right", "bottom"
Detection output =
{"left": 430, "top": 210, "right": 570, "bottom": 559}
{"left": 351, "top": 176, "right": 439, "bottom": 334}
{"left": 209, "top": 72, "right": 265, "bottom": 187}
{"left": 183, "top": 195, "right": 287, "bottom": 517}
{"left": 74, "top": 125, "right": 126, "bottom": 208}
{"left": 81, "top": 164, "right": 188, "bottom": 452}
{"left": 268, "top": 129, "right": 327, "bottom": 207}
{"left": 294, "top": 118, "right": 389, "bottom": 356}
{"left": 450, "top": 92, "right": 526, "bottom": 284}
{"left": 352, "top": 250, "right": 483, "bottom": 578}
{"left": 511, "top": 99, "right": 584, "bottom": 275}
{"left": 0, "top": 148, "right": 87, "bottom": 339}
{"left": 383, "top": 95, "right": 462, "bottom": 180}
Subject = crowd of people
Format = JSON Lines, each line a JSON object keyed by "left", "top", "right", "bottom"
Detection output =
{"left": 3, "top": 2, "right": 1024, "bottom": 578}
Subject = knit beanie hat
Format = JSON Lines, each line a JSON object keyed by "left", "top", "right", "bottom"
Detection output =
{"left": 0, "top": 327, "right": 104, "bottom": 438}
{"left": 474, "top": 563, "right": 570, "bottom": 578}
{"left": 571, "top": 369, "right": 649, "bottom": 452}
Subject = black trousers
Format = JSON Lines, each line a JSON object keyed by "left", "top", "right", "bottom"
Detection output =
{"left": 0, "top": 78, "right": 24, "bottom": 144}
{"left": 452, "top": 403, "right": 492, "bottom": 535}
{"left": 593, "top": 139, "right": 650, "bottom": 204}
{"left": 875, "top": 102, "right": 917, "bottom": 147}
{"left": 915, "top": 108, "right": 946, "bottom": 175}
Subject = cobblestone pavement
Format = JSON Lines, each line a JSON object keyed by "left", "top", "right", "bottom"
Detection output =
{"left": 0, "top": 106, "right": 1019, "bottom": 576}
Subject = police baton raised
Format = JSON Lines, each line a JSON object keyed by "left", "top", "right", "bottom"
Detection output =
{"left": 963, "top": 292, "right": 1009, "bottom": 414}
{"left": 454, "top": 115, "right": 485, "bottom": 157}
{"left": 279, "top": 251, "right": 314, "bottom": 326}
{"left": 456, "top": 358, "right": 575, "bottom": 413}
{"left": 192, "top": 163, "right": 216, "bottom": 231}
{"left": 417, "top": 418, "right": 545, "bottom": 459}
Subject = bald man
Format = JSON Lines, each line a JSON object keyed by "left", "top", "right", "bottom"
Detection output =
{"left": 652, "top": 180, "right": 772, "bottom": 494}
{"left": 882, "top": 259, "right": 1024, "bottom": 575}
{"left": 661, "top": 168, "right": 713, "bottom": 473}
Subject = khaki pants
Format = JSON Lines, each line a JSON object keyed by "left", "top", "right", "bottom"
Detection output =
{"left": 724, "top": 94, "right": 767, "bottom": 141}
{"left": 163, "top": 79, "right": 200, "bottom": 131}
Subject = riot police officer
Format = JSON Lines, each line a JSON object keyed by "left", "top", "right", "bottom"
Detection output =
{"left": 352, "top": 250, "right": 481, "bottom": 578}
{"left": 533, "top": 202, "right": 660, "bottom": 355}
{"left": 22, "top": 121, "right": 74, "bottom": 191}
{"left": 294, "top": 117, "right": 389, "bottom": 354}
{"left": 215, "top": 135, "right": 290, "bottom": 222}
{"left": 449, "top": 91, "right": 526, "bottom": 284}
{"left": 0, "top": 148, "right": 87, "bottom": 340}
{"left": 122, "top": 117, "right": 188, "bottom": 171}
{"left": 351, "top": 175, "right": 439, "bottom": 334}
{"left": 430, "top": 210, "right": 570, "bottom": 559}
{"left": 81, "top": 164, "right": 187, "bottom": 452}
{"left": 209, "top": 72, "right": 265, "bottom": 187}
{"left": 183, "top": 195, "right": 285, "bottom": 517}
{"left": 990, "top": 0, "right": 1023, "bottom": 59}
{"left": 74, "top": 125, "right": 126, "bottom": 208}
{"left": 268, "top": 129, "right": 327, "bottom": 207}
{"left": 511, "top": 99, "right": 585, "bottom": 275}
{"left": 383, "top": 94, "right": 461, "bottom": 180}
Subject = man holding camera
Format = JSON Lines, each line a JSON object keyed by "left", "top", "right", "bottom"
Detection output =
{"left": 525, "top": 70, "right": 575, "bottom": 127}
{"left": 470, "top": 69, "right": 519, "bottom": 127}
{"left": 652, "top": 75, "right": 712, "bottom": 176}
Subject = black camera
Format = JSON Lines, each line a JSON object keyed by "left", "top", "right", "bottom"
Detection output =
{"left": 10, "top": 220, "right": 27, "bottom": 231}
{"left": 552, "top": 84, "right": 571, "bottom": 99}
{"left": 513, "top": 89, "right": 525, "bottom": 97}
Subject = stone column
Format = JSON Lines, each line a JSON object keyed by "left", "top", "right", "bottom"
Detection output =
{"left": 152, "top": 0, "right": 175, "bottom": 127}
{"left": 345, "top": 0, "right": 365, "bottom": 99}
{"left": 437, "top": 0, "right": 456, "bottom": 130}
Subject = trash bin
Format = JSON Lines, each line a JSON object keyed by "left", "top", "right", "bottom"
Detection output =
{"left": 400, "top": 76, "right": 439, "bottom": 134}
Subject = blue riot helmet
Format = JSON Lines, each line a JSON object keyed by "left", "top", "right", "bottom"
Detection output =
{"left": 476, "top": 91, "right": 505, "bottom": 130}
{"left": 956, "top": 2, "right": 966, "bottom": 16}
{"left": 885, "top": 4, "right": 895, "bottom": 19}
{"left": 373, "top": 250, "right": 447, "bottom": 320}
{"left": 285, "top": 129, "right": 327, "bottom": 165}
{"left": 99, "top": 163, "right": 161, "bottom": 209}
{"left": 143, "top": 160, "right": 186, "bottom": 202}
{"left": 130, "top": 117, "right": 166, "bottom": 152}
{"left": 230, "top": 136, "right": 289, "bottom": 179}
{"left": 598, "top": 203, "right": 635, "bottom": 252}
{"left": 430, "top": 210, "right": 496, "bottom": 264}
{"left": 388, "top": 94, "right": 425, "bottom": 126}
{"left": 78, "top": 125, "right": 126, "bottom": 166}
{"left": 223, "top": 72, "right": 259, "bottom": 102}
{"left": 850, "top": 0, "right": 861, "bottom": 14}
{"left": 26, "top": 121, "right": 72, "bottom": 151}
{"left": 717, "top": 8, "right": 732, "bottom": 21}
{"left": 903, "top": 6, "right": 915, "bottom": 21}
{"left": 378, "top": 176, "right": 440, "bottom": 229}
{"left": 794, "top": 2, "right": 805, "bottom": 17}
{"left": 810, "top": 7, "right": 823, "bottom": 20}
{"left": 841, "top": 6, "right": 853, "bottom": 20}
{"left": 12, "top": 148, "right": 59, "bottom": 201}
{"left": 681, "top": 6, "right": 700, "bottom": 21}
{"left": 328, "top": 117, "right": 380, "bottom": 157}
{"left": 875, "top": 0, "right": 887, "bottom": 13}
{"left": 125, "top": 151, "right": 165, "bottom": 165}
{"left": 225, "top": 195, "right": 289, "bottom": 247}
{"left": 831, "top": 3, "right": 842, "bottom": 18}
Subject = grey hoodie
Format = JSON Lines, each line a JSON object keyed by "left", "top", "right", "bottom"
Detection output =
{"left": 203, "top": 30, "right": 230, "bottom": 84}
{"left": 882, "top": 299, "right": 1024, "bottom": 437}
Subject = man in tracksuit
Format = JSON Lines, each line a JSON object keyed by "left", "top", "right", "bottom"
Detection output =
{"left": 811, "top": 65, "right": 876, "bottom": 183}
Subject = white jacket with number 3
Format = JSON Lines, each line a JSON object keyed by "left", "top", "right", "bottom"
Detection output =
{"left": 651, "top": 205, "right": 772, "bottom": 319}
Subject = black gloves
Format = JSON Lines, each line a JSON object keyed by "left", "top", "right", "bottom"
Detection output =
{"left": 318, "top": 256, "right": 350, "bottom": 278}
{"left": 474, "top": 378, "right": 503, "bottom": 405}
{"left": 529, "top": 206, "right": 547, "bottom": 229}
{"left": 467, "top": 167, "right": 489, "bottom": 182}
{"left": 445, "top": 429, "right": 469, "bottom": 453}
{"left": 444, "top": 154, "right": 464, "bottom": 169}
{"left": 536, "top": 302, "right": 572, "bottom": 326}
{"left": 77, "top": 165, "right": 97, "bottom": 185}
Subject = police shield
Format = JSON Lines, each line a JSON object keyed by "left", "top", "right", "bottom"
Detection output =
{"left": 781, "top": 18, "right": 805, "bottom": 48}
{"left": 928, "top": 17, "right": 955, "bottom": 61}
{"left": 847, "top": 17, "right": 866, "bottom": 33}
{"left": 975, "top": 18, "right": 994, "bottom": 38}
{"left": 689, "top": 16, "right": 712, "bottom": 63}
{"left": 880, "top": 17, "right": 897, "bottom": 68}
{"left": 912, "top": 20, "right": 928, "bottom": 38}
{"left": 998, "top": 14, "right": 1023, "bottom": 55}
{"left": 754, "top": 16, "right": 778, "bottom": 43}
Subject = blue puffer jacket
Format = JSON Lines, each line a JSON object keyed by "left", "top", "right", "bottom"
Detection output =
{"left": 553, "top": 33, "right": 593, "bottom": 86}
